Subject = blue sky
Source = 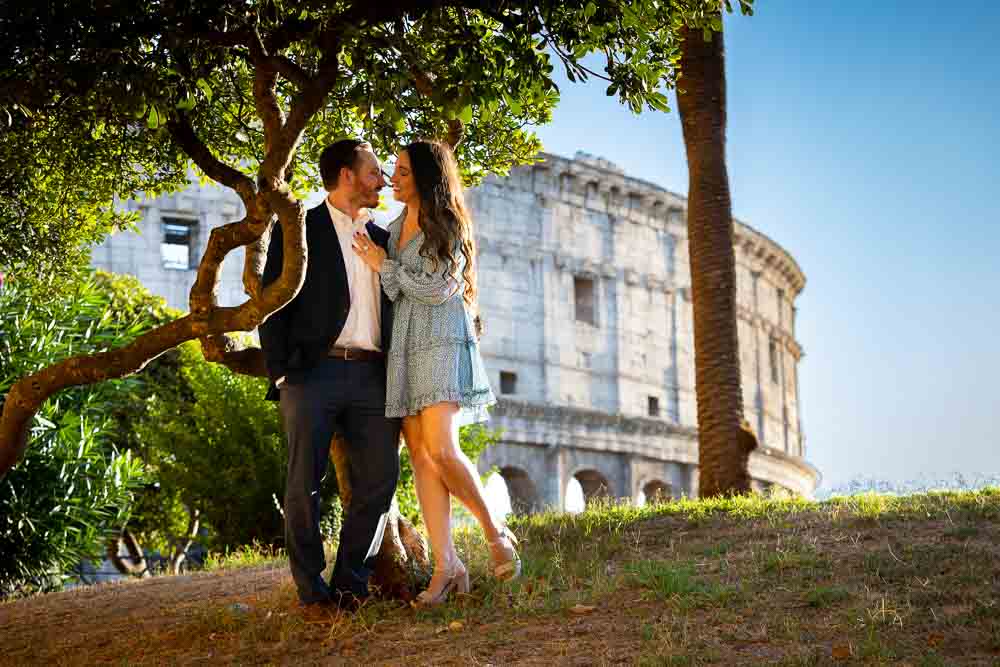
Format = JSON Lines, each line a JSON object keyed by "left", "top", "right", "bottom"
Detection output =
{"left": 530, "top": 2, "right": 999, "bottom": 490}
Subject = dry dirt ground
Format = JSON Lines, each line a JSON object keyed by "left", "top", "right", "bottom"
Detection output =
{"left": 2, "top": 491, "right": 999, "bottom": 666}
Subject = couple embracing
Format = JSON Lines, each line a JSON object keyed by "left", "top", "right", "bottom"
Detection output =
{"left": 258, "top": 138, "right": 519, "bottom": 612}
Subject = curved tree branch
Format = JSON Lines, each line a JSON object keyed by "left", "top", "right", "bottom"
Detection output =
{"left": 256, "top": 183, "right": 308, "bottom": 314}
{"left": 166, "top": 116, "right": 255, "bottom": 205}
{"left": 0, "top": 256, "right": 315, "bottom": 480}
{"left": 199, "top": 334, "right": 268, "bottom": 377}
{"left": 242, "top": 220, "right": 274, "bottom": 302}
{"left": 187, "top": 214, "right": 270, "bottom": 320}
{"left": 268, "top": 54, "right": 311, "bottom": 90}
{"left": 0, "top": 315, "right": 193, "bottom": 478}
{"left": 248, "top": 32, "right": 286, "bottom": 152}
{"left": 260, "top": 31, "right": 341, "bottom": 185}
{"left": 0, "top": 184, "right": 307, "bottom": 479}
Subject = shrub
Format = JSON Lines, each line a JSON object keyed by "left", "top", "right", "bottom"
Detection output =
{"left": 0, "top": 268, "right": 161, "bottom": 596}
{"left": 133, "top": 341, "right": 310, "bottom": 552}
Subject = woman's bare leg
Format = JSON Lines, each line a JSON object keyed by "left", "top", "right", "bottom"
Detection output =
{"left": 419, "top": 402, "right": 503, "bottom": 544}
{"left": 402, "top": 415, "right": 460, "bottom": 594}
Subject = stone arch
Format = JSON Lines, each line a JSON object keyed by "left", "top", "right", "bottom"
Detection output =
{"left": 572, "top": 469, "right": 612, "bottom": 505}
{"left": 499, "top": 466, "right": 541, "bottom": 515}
{"left": 639, "top": 480, "right": 673, "bottom": 506}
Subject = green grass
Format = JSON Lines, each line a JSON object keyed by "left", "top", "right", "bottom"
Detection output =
{"left": 699, "top": 541, "right": 732, "bottom": 558}
{"left": 510, "top": 487, "right": 1000, "bottom": 542}
{"left": 804, "top": 584, "right": 851, "bottom": 608}
{"left": 625, "top": 561, "right": 713, "bottom": 599}
{"left": 202, "top": 541, "right": 286, "bottom": 571}
{"left": 944, "top": 524, "right": 981, "bottom": 539}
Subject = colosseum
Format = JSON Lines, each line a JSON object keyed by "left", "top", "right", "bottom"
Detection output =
{"left": 91, "top": 150, "right": 819, "bottom": 510}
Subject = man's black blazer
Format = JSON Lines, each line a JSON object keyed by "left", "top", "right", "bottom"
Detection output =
{"left": 258, "top": 203, "right": 393, "bottom": 401}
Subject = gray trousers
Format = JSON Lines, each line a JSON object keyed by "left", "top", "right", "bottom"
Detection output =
{"left": 279, "top": 357, "right": 401, "bottom": 604}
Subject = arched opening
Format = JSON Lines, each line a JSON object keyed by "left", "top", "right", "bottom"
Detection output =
{"left": 483, "top": 472, "right": 512, "bottom": 519}
{"left": 499, "top": 466, "right": 540, "bottom": 515}
{"left": 637, "top": 480, "right": 673, "bottom": 506}
{"left": 564, "top": 478, "right": 584, "bottom": 514}
{"left": 573, "top": 469, "right": 611, "bottom": 507}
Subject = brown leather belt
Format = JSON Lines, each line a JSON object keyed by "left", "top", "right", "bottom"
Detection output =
{"left": 329, "top": 346, "right": 384, "bottom": 361}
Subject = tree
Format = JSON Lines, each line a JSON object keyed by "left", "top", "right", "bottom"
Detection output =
{"left": 676, "top": 11, "right": 758, "bottom": 497}
{"left": 0, "top": 1, "right": 755, "bottom": 585}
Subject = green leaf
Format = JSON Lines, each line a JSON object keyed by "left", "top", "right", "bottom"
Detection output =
{"left": 649, "top": 91, "right": 671, "bottom": 112}
{"left": 458, "top": 105, "right": 474, "bottom": 124}
{"left": 146, "top": 104, "right": 162, "bottom": 129}
{"left": 176, "top": 92, "right": 196, "bottom": 111}
{"left": 196, "top": 78, "right": 213, "bottom": 102}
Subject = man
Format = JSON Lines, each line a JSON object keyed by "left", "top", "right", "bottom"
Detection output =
{"left": 259, "top": 139, "right": 400, "bottom": 611}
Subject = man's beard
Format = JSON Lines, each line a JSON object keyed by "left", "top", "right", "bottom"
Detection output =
{"left": 358, "top": 187, "right": 380, "bottom": 209}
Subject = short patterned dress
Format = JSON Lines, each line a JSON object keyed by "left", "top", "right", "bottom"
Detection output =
{"left": 378, "top": 213, "right": 496, "bottom": 424}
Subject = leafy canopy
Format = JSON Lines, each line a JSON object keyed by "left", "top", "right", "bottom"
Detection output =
{"left": 0, "top": 0, "right": 751, "bottom": 284}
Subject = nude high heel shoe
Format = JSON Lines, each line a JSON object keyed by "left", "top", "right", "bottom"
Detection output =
{"left": 489, "top": 527, "right": 521, "bottom": 581}
{"left": 415, "top": 561, "right": 470, "bottom": 606}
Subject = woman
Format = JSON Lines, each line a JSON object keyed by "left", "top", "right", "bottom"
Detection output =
{"left": 352, "top": 139, "right": 520, "bottom": 605}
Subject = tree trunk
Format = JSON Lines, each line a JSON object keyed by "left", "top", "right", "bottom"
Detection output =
{"left": 107, "top": 529, "right": 150, "bottom": 578}
{"left": 168, "top": 507, "right": 201, "bottom": 576}
{"left": 676, "top": 21, "right": 758, "bottom": 497}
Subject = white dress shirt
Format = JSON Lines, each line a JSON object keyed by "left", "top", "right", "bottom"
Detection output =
{"left": 326, "top": 199, "right": 382, "bottom": 351}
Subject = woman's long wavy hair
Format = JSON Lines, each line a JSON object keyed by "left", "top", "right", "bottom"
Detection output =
{"left": 405, "top": 139, "right": 477, "bottom": 308}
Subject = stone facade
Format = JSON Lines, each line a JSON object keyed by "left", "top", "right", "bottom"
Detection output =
{"left": 469, "top": 152, "right": 817, "bottom": 506}
{"left": 92, "top": 150, "right": 819, "bottom": 510}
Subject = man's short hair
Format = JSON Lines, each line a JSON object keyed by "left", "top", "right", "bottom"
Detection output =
{"left": 319, "top": 139, "right": 373, "bottom": 189}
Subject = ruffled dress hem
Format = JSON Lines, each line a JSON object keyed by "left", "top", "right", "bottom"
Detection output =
{"left": 386, "top": 387, "right": 496, "bottom": 424}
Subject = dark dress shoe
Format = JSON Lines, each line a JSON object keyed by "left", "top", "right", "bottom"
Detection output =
{"left": 296, "top": 598, "right": 337, "bottom": 622}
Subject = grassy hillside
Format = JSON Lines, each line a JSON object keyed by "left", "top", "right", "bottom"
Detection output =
{"left": 2, "top": 490, "right": 998, "bottom": 665}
